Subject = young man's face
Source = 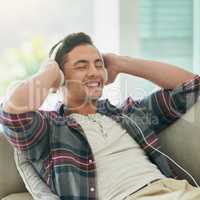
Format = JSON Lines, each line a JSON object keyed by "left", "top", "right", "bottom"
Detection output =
{"left": 63, "top": 44, "right": 106, "bottom": 105}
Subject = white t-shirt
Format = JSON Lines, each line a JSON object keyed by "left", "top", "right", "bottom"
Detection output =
{"left": 70, "top": 113, "right": 166, "bottom": 200}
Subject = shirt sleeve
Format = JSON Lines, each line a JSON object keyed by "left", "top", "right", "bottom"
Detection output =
{"left": 120, "top": 75, "right": 200, "bottom": 133}
{"left": 0, "top": 105, "right": 50, "bottom": 161}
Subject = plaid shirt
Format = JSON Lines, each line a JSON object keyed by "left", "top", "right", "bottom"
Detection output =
{"left": 0, "top": 75, "right": 200, "bottom": 200}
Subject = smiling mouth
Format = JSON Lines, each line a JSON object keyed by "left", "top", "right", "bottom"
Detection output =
{"left": 85, "top": 81, "right": 101, "bottom": 88}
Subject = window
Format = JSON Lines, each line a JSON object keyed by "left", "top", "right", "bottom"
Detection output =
{"left": 120, "top": 0, "right": 197, "bottom": 100}
{"left": 139, "top": 0, "right": 193, "bottom": 70}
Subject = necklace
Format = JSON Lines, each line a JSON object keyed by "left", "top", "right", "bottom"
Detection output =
{"left": 87, "top": 115, "right": 108, "bottom": 139}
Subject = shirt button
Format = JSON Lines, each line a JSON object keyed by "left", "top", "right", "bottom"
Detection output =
{"left": 90, "top": 187, "right": 95, "bottom": 192}
{"left": 89, "top": 159, "right": 93, "bottom": 164}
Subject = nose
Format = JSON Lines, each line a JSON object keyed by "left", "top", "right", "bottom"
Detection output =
{"left": 87, "top": 64, "right": 99, "bottom": 77}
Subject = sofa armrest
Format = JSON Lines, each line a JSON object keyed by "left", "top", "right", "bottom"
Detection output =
{"left": 158, "top": 98, "right": 200, "bottom": 186}
{"left": 0, "top": 134, "right": 27, "bottom": 199}
{"left": 1, "top": 192, "right": 32, "bottom": 200}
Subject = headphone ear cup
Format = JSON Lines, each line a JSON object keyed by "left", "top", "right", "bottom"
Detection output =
{"left": 104, "top": 68, "right": 108, "bottom": 83}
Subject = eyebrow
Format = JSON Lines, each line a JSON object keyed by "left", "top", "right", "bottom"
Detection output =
{"left": 73, "top": 58, "right": 103, "bottom": 66}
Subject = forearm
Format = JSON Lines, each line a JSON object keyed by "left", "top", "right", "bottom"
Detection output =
{"left": 3, "top": 63, "right": 60, "bottom": 113}
{"left": 118, "top": 56, "right": 196, "bottom": 89}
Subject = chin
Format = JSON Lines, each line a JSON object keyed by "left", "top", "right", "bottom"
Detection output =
{"left": 84, "top": 94, "right": 102, "bottom": 101}
{"left": 86, "top": 91, "right": 102, "bottom": 99}
{"left": 87, "top": 96, "right": 101, "bottom": 100}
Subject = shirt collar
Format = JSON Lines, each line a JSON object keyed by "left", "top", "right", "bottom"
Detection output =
{"left": 55, "top": 98, "right": 120, "bottom": 117}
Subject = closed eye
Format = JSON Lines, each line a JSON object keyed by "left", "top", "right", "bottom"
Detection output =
{"left": 76, "top": 65, "right": 88, "bottom": 70}
{"left": 96, "top": 65, "right": 103, "bottom": 69}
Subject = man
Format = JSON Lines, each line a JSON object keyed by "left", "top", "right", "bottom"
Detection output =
{"left": 0, "top": 32, "right": 200, "bottom": 200}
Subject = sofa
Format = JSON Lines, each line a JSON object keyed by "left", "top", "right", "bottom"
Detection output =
{"left": 0, "top": 99, "right": 200, "bottom": 200}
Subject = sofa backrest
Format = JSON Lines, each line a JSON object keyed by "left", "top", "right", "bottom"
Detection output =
{"left": 158, "top": 98, "right": 200, "bottom": 186}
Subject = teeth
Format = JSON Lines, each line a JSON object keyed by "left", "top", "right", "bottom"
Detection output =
{"left": 86, "top": 82, "right": 100, "bottom": 87}
{"left": 87, "top": 83, "right": 98, "bottom": 87}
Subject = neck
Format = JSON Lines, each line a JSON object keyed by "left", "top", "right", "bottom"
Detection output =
{"left": 64, "top": 96, "right": 97, "bottom": 115}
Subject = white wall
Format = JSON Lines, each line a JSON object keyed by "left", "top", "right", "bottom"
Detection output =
{"left": 93, "top": 0, "right": 121, "bottom": 105}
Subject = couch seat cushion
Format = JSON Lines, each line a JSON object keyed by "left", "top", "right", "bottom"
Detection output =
{"left": 2, "top": 192, "right": 32, "bottom": 200}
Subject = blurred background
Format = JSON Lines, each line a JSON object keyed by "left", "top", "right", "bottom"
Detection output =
{"left": 0, "top": 0, "right": 199, "bottom": 108}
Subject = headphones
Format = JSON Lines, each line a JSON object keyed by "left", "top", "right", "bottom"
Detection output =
{"left": 103, "top": 67, "right": 109, "bottom": 83}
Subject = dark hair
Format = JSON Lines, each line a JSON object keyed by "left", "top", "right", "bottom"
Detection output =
{"left": 49, "top": 32, "right": 94, "bottom": 71}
